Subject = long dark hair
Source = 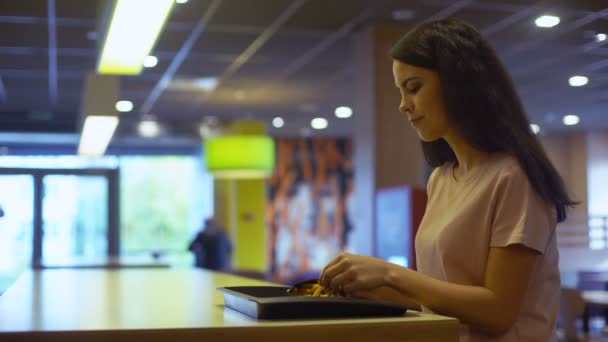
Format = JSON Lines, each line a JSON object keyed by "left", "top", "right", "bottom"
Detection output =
{"left": 390, "top": 18, "right": 577, "bottom": 222}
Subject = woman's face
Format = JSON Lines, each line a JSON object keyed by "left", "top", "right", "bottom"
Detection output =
{"left": 392, "top": 60, "right": 451, "bottom": 142}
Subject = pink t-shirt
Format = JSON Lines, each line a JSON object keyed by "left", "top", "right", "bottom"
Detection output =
{"left": 415, "top": 154, "right": 560, "bottom": 342}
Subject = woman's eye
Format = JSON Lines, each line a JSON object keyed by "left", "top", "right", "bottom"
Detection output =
{"left": 406, "top": 85, "right": 421, "bottom": 94}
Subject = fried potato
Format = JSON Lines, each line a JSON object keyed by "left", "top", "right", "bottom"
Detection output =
{"left": 287, "top": 283, "right": 344, "bottom": 297}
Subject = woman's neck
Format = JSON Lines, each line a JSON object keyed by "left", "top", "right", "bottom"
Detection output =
{"left": 443, "top": 131, "right": 490, "bottom": 175}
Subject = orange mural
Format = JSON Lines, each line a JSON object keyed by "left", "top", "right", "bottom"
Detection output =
{"left": 268, "top": 138, "right": 354, "bottom": 284}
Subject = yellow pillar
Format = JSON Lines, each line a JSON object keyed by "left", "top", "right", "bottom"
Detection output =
{"left": 213, "top": 178, "right": 235, "bottom": 236}
{"left": 212, "top": 121, "right": 269, "bottom": 273}
{"left": 232, "top": 179, "right": 267, "bottom": 271}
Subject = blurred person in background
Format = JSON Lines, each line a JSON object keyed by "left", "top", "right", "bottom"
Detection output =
{"left": 188, "top": 218, "right": 232, "bottom": 271}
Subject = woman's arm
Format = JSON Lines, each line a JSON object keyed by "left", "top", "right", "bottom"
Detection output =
{"left": 322, "top": 244, "right": 538, "bottom": 336}
{"left": 383, "top": 244, "right": 537, "bottom": 336}
{"left": 352, "top": 286, "right": 421, "bottom": 311}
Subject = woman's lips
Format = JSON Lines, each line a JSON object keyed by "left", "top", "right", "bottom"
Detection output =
{"left": 409, "top": 116, "right": 423, "bottom": 126}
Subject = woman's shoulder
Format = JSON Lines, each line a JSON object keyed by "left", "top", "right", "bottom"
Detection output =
{"left": 483, "top": 154, "right": 537, "bottom": 194}
{"left": 488, "top": 153, "right": 526, "bottom": 179}
{"left": 428, "top": 153, "right": 526, "bottom": 187}
{"left": 428, "top": 161, "right": 452, "bottom": 183}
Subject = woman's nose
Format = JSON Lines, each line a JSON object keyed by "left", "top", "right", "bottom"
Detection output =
{"left": 399, "top": 97, "right": 412, "bottom": 114}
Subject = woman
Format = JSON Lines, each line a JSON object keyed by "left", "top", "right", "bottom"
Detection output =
{"left": 320, "top": 18, "right": 577, "bottom": 341}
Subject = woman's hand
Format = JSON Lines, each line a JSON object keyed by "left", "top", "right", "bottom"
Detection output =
{"left": 320, "top": 253, "right": 392, "bottom": 293}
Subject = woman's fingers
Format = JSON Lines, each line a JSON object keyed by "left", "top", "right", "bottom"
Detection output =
{"left": 343, "top": 277, "right": 365, "bottom": 293}
{"left": 329, "top": 267, "right": 356, "bottom": 291}
{"left": 321, "top": 259, "right": 349, "bottom": 287}
{"left": 320, "top": 253, "right": 348, "bottom": 285}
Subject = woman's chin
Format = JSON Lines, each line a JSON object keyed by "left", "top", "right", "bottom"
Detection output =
{"left": 418, "top": 132, "right": 436, "bottom": 142}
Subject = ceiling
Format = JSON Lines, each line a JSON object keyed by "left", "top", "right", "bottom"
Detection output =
{"left": 0, "top": 0, "right": 607, "bottom": 143}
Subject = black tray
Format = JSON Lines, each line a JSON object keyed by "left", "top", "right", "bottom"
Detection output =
{"left": 218, "top": 286, "right": 407, "bottom": 320}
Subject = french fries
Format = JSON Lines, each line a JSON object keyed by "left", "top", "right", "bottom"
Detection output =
{"left": 288, "top": 283, "right": 343, "bottom": 297}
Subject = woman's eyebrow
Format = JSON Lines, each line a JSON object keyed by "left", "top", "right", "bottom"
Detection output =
{"left": 401, "top": 76, "right": 421, "bottom": 88}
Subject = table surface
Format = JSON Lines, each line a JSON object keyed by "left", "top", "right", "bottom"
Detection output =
{"left": 0, "top": 269, "right": 459, "bottom": 341}
{"left": 39, "top": 256, "right": 170, "bottom": 269}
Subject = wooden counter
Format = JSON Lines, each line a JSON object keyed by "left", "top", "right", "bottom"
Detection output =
{"left": 0, "top": 269, "right": 459, "bottom": 341}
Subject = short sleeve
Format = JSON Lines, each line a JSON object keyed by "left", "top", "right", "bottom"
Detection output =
{"left": 489, "top": 165, "right": 556, "bottom": 254}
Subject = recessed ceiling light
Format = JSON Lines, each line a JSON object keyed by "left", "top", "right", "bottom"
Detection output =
{"left": 562, "top": 114, "right": 580, "bottom": 126}
{"left": 535, "top": 15, "right": 560, "bottom": 28}
{"left": 143, "top": 55, "right": 158, "bottom": 68}
{"left": 596, "top": 33, "right": 607, "bottom": 42}
{"left": 272, "top": 117, "right": 284, "bottom": 128}
{"left": 176, "top": 0, "right": 188, "bottom": 3}
{"left": 138, "top": 120, "right": 160, "bottom": 138}
{"left": 115, "top": 100, "right": 133, "bottom": 112}
{"left": 335, "top": 106, "right": 353, "bottom": 119}
{"left": 311, "top": 118, "right": 328, "bottom": 130}
{"left": 530, "top": 123, "right": 540, "bottom": 134}
{"left": 568, "top": 75, "right": 588, "bottom": 87}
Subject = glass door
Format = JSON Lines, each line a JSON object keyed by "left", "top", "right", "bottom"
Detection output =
{"left": 41, "top": 175, "right": 110, "bottom": 266}
{"left": 0, "top": 167, "right": 119, "bottom": 271}
{"left": 0, "top": 175, "right": 34, "bottom": 293}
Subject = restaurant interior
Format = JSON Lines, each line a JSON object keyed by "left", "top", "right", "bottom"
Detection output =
{"left": 0, "top": 0, "right": 607, "bottom": 340}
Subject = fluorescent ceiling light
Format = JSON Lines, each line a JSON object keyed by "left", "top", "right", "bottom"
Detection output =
{"left": 530, "top": 123, "right": 540, "bottom": 134}
{"left": 562, "top": 114, "right": 580, "bottom": 126}
{"left": 98, "top": 0, "right": 174, "bottom": 75}
{"left": 311, "top": 118, "right": 328, "bottom": 130}
{"left": 143, "top": 55, "right": 158, "bottom": 68}
{"left": 138, "top": 120, "right": 160, "bottom": 138}
{"left": 535, "top": 15, "right": 560, "bottom": 28}
{"left": 193, "top": 77, "right": 219, "bottom": 91}
{"left": 568, "top": 75, "right": 588, "bottom": 87}
{"left": 597, "top": 33, "right": 607, "bottom": 42}
{"left": 335, "top": 106, "right": 353, "bottom": 118}
{"left": 168, "top": 77, "right": 219, "bottom": 92}
{"left": 115, "top": 100, "right": 133, "bottom": 112}
{"left": 176, "top": 0, "right": 189, "bottom": 3}
{"left": 78, "top": 116, "right": 119, "bottom": 157}
{"left": 272, "top": 117, "right": 284, "bottom": 128}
